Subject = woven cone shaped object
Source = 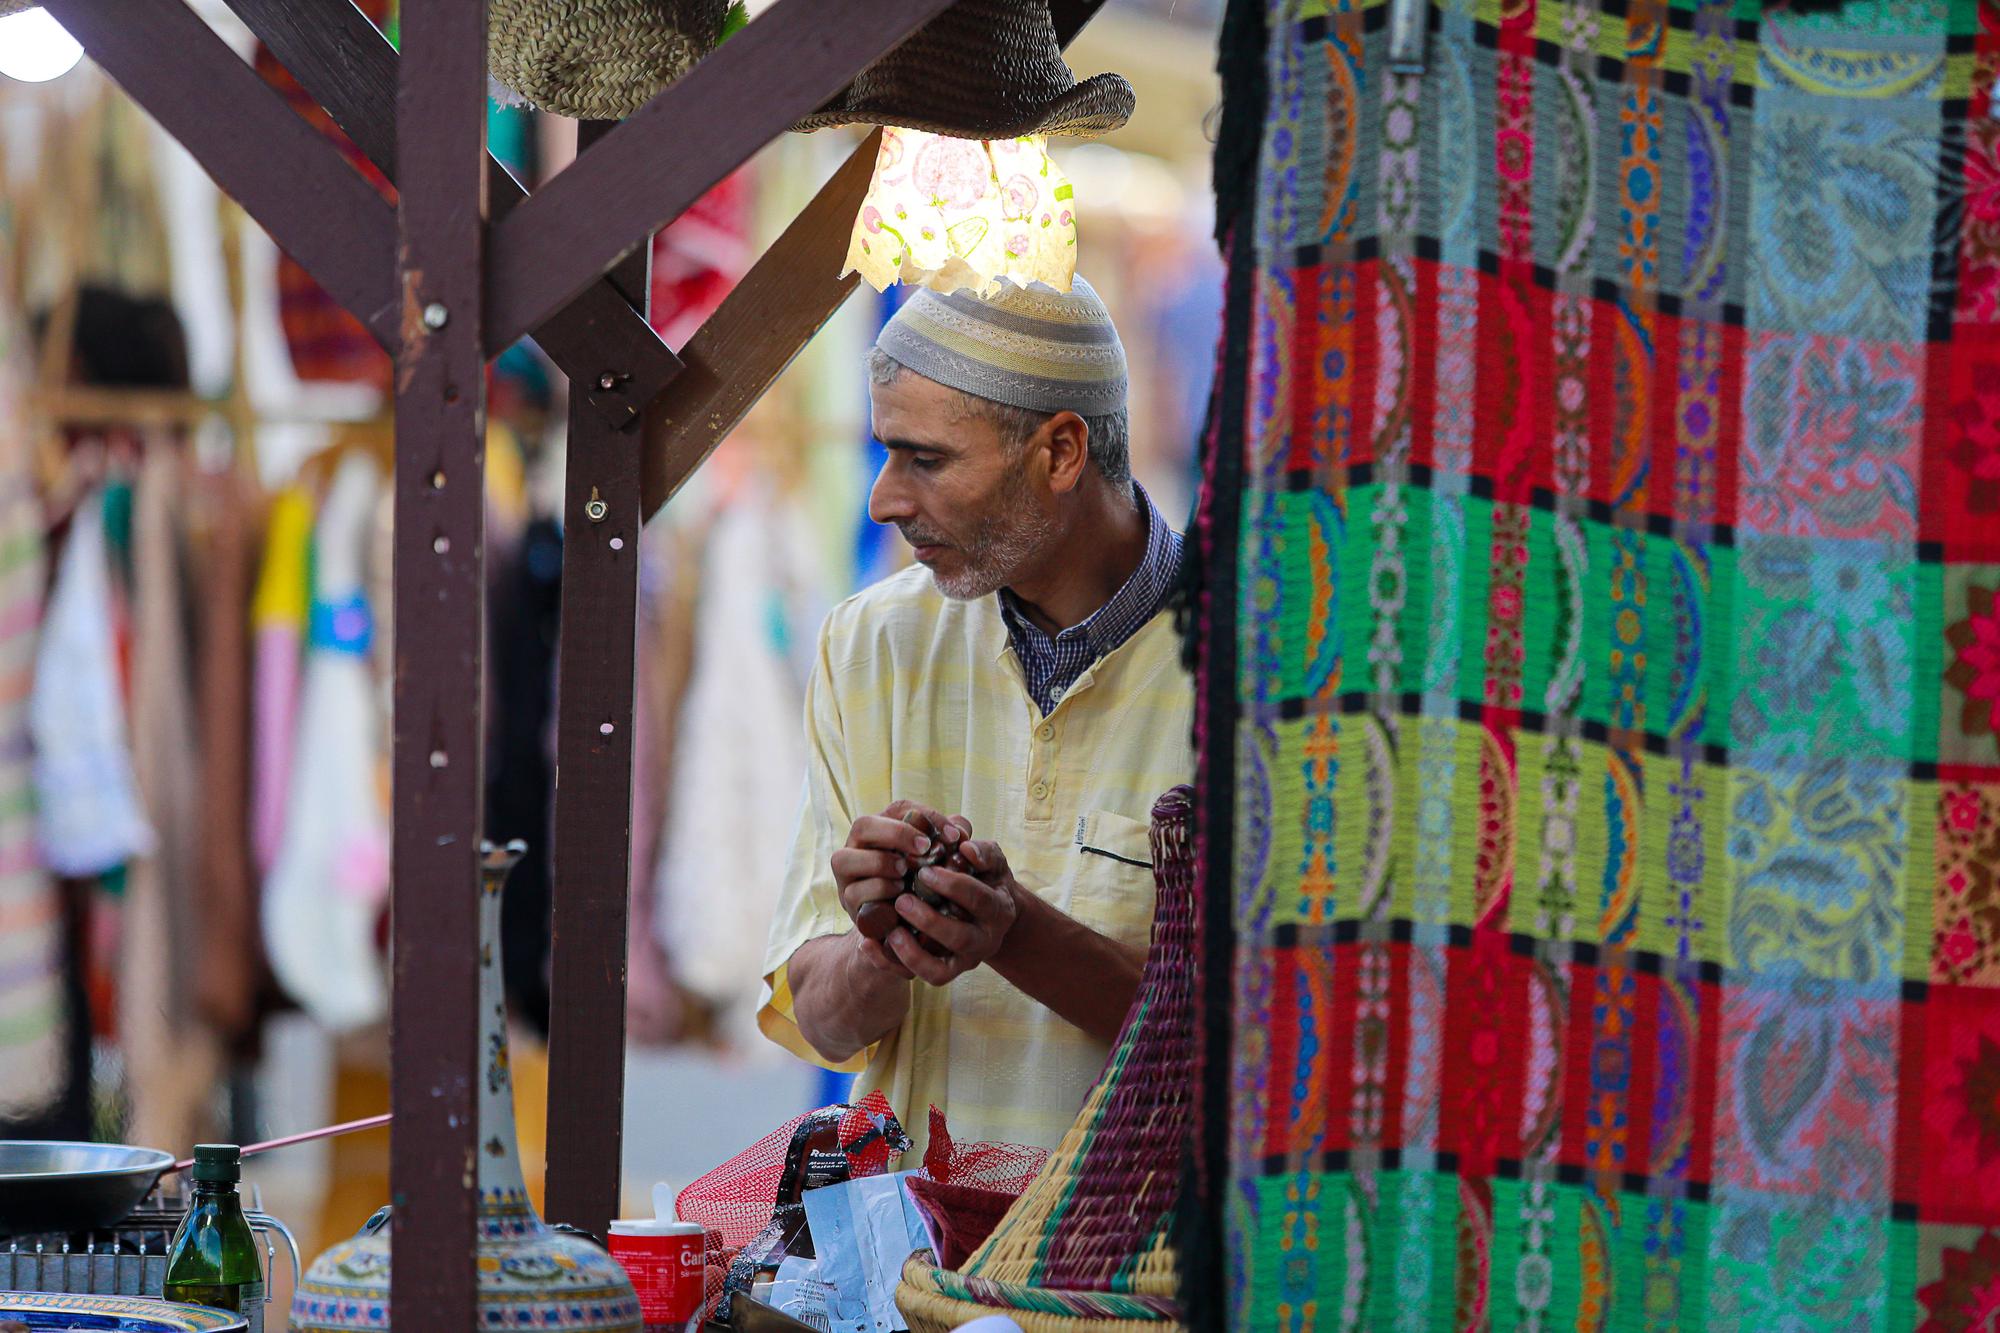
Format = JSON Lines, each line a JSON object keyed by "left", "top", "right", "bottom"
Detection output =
{"left": 489, "top": 0, "right": 726, "bottom": 120}
{"left": 898, "top": 786, "right": 1195, "bottom": 1332}
{"left": 796, "top": 0, "right": 1132, "bottom": 140}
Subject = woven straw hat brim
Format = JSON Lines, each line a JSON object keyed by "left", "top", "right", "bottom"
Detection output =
{"left": 795, "top": 70, "right": 1133, "bottom": 140}
{"left": 0, "top": 1, "right": 41, "bottom": 18}
{"left": 488, "top": 0, "right": 725, "bottom": 120}
{"left": 794, "top": 0, "right": 1134, "bottom": 140}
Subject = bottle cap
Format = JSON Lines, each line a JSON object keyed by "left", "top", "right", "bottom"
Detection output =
{"left": 190, "top": 1143, "right": 240, "bottom": 1185}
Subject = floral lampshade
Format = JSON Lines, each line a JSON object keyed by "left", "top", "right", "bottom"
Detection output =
{"left": 846, "top": 128, "right": 1078, "bottom": 297}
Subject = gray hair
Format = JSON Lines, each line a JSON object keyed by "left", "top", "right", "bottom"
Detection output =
{"left": 868, "top": 347, "right": 1132, "bottom": 487}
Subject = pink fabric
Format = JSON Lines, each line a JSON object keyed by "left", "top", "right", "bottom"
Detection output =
{"left": 251, "top": 625, "right": 300, "bottom": 876}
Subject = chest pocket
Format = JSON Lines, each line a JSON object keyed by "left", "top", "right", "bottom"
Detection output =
{"left": 1066, "top": 809, "right": 1156, "bottom": 947}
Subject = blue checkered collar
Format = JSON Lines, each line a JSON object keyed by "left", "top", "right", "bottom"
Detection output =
{"left": 997, "top": 484, "right": 1183, "bottom": 712}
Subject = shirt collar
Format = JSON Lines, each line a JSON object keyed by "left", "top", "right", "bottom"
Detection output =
{"left": 997, "top": 483, "right": 1183, "bottom": 659}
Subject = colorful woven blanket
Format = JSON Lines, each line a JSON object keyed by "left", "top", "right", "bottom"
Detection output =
{"left": 1188, "top": 0, "right": 2000, "bottom": 1325}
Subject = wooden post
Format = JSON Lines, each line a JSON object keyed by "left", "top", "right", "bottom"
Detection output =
{"left": 389, "top": 0, "right": 489, "bottom": 1324}
{"left": 543, "top": 121, "right": 649, "bottom": 1241}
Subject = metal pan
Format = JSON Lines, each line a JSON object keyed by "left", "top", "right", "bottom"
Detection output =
{"left": 0, "top": 1141, "right": 174, "bottom": 1236}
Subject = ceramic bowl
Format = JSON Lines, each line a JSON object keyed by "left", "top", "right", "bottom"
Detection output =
{"left": 0, "top": 1291, "right": 248, "bottom": 1330}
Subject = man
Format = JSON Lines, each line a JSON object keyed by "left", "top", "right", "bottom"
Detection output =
{"left": 758, "top": 277, "right": 1195, "bottom": 1157}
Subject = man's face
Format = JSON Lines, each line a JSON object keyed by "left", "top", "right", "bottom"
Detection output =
{"left": 867, "top": 372, "right": 1055, "bottom": 600}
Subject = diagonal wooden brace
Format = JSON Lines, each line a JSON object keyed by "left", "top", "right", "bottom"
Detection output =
{"left": 219, "top": 0, "right": 682, "bottom": 430}
{"left": 48, "top": 0, "right": 403, "bottom": 352}
{"left": 637, "top": 0, "right": 1114, "bottom": 522}
{"left": 484, "top": 0, "right": 960, "bottom": 352}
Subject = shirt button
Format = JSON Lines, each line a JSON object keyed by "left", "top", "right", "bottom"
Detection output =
{"left": 1038, "top": 723, "right": 1054, "bottom": 741}
{"left": 1031, "top": 781, "right": 1049, "bottom": 801}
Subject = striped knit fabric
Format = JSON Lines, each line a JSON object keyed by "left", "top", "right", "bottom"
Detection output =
{"left": 0, "top": 239, "right": 60, "bottom": 1124}
{"left": 899, "top": 787, "right": 1196, "bottom": 1332}
{"left": 876, "top": 275, "right": 1129, "bottom": 418}
{"left": 1188, "top": 0, "right": 2000, "bottom": 1325}
{"left": 0, "top": 473, "right": 60, "bottom": 1124}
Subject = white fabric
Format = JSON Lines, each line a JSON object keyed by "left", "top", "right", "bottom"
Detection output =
{"left": 654, "top": 482, "right": 823, "bottom": 1052}
{"left": 263, "top": 454, "right": 391, "bottom": 1032}
{"left": 29, "top": 491, "right": 155, "bottom": 877}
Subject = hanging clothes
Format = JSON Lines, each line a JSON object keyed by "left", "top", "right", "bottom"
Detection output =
{"left": 0, "top": 173, "right": 68, "bottom": 1128}
{"left": 653, "top": 479, "right": 824, "bottom": 1052}
{"left": 192, "top": 466, "right": 263, "bottom": 1047}
{"left": 120, "top": 441, "right": 220, "bottom": 1153}
{"left": 484, "top": 515, "right": 561, "bottom": 1037}
{"left": 626, "top": 510, "right": 706, "bottom": 1046}
{"left": 249, "top": 487, "right": 312, "bottom": 878}
{"left": 263, "top": 455, "right": 390, "bottom": 1033}
{"left": 649, "top": 167, "right": 752, "bottom": 349}
{"left": 30, "top": 490, "right": 153, "bottom": 878}
{"left": 0, "top": 470, "right": 63, "bottom": 1125}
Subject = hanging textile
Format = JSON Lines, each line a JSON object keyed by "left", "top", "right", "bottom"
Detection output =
{"left": 30, "top": 491, "right": 153, "bottom": 878}
{"left": 1190, "top": 0, "right": 2000, "bottom": 1325}
{"left": 121, "top": 442, "right": 220, "bottom": 1154}
{"left": 263, "top": 455, "right": 390, "bottom": 1033}
{"left": 0, "top": 178, "right": 65, "bottom": 1126}
{"left": 628, "top": 513, "right": 703, "bottom": 1045}
{"left": 192, "top": 468, "right": 263, "bottom": 1047}
{"left": 250, "top": 487, "right": 313, "bottom": 877}
{"left": 649, "top": 167, "right": 752, "bottom": 349}
{"left": 485, "top": 515, "right": 561, "bottom": 1036}
{"left": 0, "top": 470, "right": 61, "bottom": 1124}
{"left": 654, "top": 479, "right": 823, "bottom": 1052}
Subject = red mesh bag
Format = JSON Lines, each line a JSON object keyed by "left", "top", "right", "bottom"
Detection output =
{"left": 902, "top": 1108, "right": 1051, "bottom": 1270}
{"left": 675, "top": 1091, "right": 906, "bottom": 1251}
{"left": 677, "top": 1093, "right": 911, "bottom": 1322}
{"left": 919, "top": 1107, "right": 1049, "bottom": 1193}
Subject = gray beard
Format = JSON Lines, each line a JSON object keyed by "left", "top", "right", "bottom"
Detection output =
{"left": 918, "top": 470, "right": 1057, "bottom": 601}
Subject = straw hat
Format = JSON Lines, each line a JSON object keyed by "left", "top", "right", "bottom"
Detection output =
{"left": 0, "top": 1, "right": 36, "bottom": 16}
{"left": 488, "top": 0, "right": 727, "bottom": 120}
{"left": 796, "top": 0, "right": 1134, "bottom": 140}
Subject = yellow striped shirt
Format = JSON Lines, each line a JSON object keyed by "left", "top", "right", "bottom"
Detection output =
{"left": 758, "top": 564, "right": 1195, "bottom": 1158}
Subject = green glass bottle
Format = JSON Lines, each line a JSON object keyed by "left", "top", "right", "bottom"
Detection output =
{"left": 162, "top": 1144, "right": 264, "bottom": 1314}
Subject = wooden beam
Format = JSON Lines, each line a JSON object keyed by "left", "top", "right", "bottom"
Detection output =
{"left": 47, "top": 0, "right": 401, "bottom": 350}
{"left": 222, "top": 0, "right": 681, "bottom": 429}
{"left": 637, "top": 0, "right": 1113, "bottom": 521}
{"left": 389, "top": 0, "right": 489, "bottom": 1324}
{"left": 543, "top": 122, "right": 646, "bottom": 1244}
{"left": 484, "top": 0, "right": 957, "bottom": 350}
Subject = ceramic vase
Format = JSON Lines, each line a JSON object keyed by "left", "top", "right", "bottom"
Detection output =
{"left": 290, "top": 842, "right": 642, "bottom": 1332}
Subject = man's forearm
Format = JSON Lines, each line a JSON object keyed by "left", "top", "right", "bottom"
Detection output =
{"left": 989, "top": 888, "right": 1144, "bottom": 1046}
{"left": 788, "top": 933, "right": 911, "bottom": 1064}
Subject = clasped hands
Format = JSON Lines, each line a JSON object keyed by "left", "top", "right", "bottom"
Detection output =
{"left": 832, "top": 800, "right": 1020, "bottom": 986}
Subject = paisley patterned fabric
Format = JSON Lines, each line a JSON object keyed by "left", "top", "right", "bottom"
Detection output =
{"left": 1190, "top": 0, "right": 2000, "bottom": 1324}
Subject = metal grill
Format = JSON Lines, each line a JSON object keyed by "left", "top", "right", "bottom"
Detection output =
{"left": 1, "top": 1183, "right": 299, "bottom": 1333}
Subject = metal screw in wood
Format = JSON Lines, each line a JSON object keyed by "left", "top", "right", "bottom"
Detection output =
{"left": 422, "top": 302, "right": 449, "bottom": 329}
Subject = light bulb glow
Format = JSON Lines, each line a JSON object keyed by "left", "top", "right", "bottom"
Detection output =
{"left": 0, "top": 9, "right": 84, "bottom": 84}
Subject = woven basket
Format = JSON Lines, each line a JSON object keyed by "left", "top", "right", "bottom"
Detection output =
{"left": 489, "top": 0, "right": 726, "bottom": 120}
{"left": 897, "top": 786, "right": 1195, "bottom": 1333}
{"left": 796, "top": 0, "right": 1133, "bottom": 140}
